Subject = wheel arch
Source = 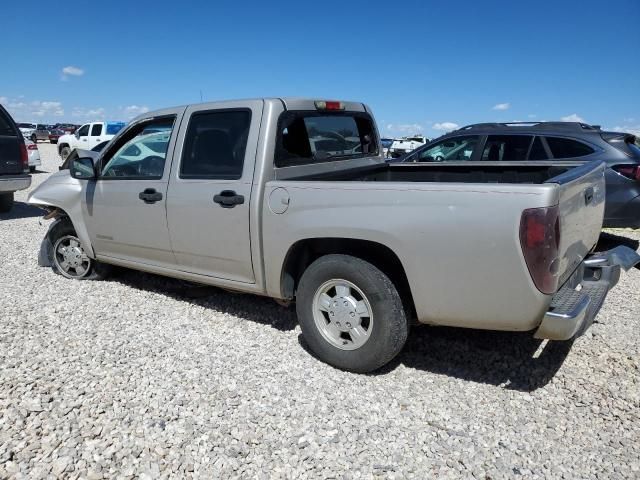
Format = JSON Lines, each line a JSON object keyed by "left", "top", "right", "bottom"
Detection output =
{"left": 280, "top": 238, "right": 416, "bottom": 318}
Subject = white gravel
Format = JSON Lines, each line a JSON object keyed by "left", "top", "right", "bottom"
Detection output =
{"left": 1, "top": 142, "right": 639, "bottom": 479}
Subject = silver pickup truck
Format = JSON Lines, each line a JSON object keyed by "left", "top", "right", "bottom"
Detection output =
{"left": 28, "top": 98, "right": 640, "bottom": 372}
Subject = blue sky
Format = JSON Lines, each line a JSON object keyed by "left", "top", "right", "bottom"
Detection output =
{"left": 1, "top": 0, "right": 638, "bottom": 137}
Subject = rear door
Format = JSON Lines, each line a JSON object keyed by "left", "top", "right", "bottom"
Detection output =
{"left": 166, "top": 100, "right": 263, "bottom": 283}
{"left": 0, "top": 105, "right": 23, "bottom": 175}
{"left": 88, "top": 123, "right": 104, "bottom": 149}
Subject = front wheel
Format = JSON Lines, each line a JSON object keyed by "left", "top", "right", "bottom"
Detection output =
{"left": 47, "top": 219, "right": 111, "bottom": 280}
{"left": 296, "top": 254, "right": 408, "bottom": 373}
{"left": 59, "top": 146, "right": 71, "bottom": 161}
{"left": 31, "top": 134, "right": 37, "bottom": 143}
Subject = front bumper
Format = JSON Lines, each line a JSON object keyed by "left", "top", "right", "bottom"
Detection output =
{"left": 0, "top": 174, "right": 31, "bottom": 193}
{"left": 535, "top": 246, "right": 640, "bottom": 340}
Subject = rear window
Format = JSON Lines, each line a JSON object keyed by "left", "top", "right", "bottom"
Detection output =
{"left": 106, "top": 122, "right": 125, "bottom": 135}
{"left": 275, "top": 112, "right": 377, "bottom": 167}
{"left": 545, "top": 137, "right": 594, "bottom": 158}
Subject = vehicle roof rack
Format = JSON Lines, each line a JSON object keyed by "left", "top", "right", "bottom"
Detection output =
{"left": 457, "top": 122, "right": 601, "bottom": 132}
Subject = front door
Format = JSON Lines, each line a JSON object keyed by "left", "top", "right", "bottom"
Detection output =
{"left": 81, "top": 112, "right": 183, "bottom": 268}
{"left": 75, "top": 124, "right": 90, "bottom": 148}
{"left": 166, "top": 100, "right": 263, "bottom": 283}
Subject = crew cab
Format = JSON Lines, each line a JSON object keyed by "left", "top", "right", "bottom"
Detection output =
{"left": 0, "top": 106, "right": 31, "bottom": 212}
{"left": 28, "top": 98, "right": 640, "bottom": 372}
{"left": 57, "top": 121, "right": 125, "bottom": 160}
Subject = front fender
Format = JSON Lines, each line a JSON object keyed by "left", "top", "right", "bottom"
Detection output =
{"left": 27, "top": 173, "right": 95, "bottom": 259}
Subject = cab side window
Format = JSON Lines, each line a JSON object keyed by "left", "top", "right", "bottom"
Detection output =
{"left": 416, "top": 136, "right": 480, "bottom": 162}
{"left": 482, "top": 135, "right": 533, "bottom": 161}
{"left": 77, "top": 124, "right": 89, "bottom": 137}
{"left": 100, "top": 117, "right": 175, "bottom": 179}
{"left": 91, "top": 124, "right": 103, "bottom": 136}
{"left": 180, "top": 110, "right": 251, "bottom": 180}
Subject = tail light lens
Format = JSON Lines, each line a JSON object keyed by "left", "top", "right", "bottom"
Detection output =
{"left": 19, "top": 141, "right": 29, "bottom": 171}
{"left": 520, "top": 205, "right": 561, "bottom": 294}
{"left": 612, "top": 164, "right": 640, "bottom": 181}
{"left": 27, "top": 144, "right": 38, "bottom": 150}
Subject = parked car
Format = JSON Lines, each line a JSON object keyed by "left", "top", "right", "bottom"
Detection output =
{"left": 28, "top": 98, "right": 639, "bottom": 372}
{"left": 16, "top": 122, "right": 36, "bottom": 140}
{"left": 398, "top": 122, "right": 640, "bottom": 229}
{"left": 24, "top": 139, "right": 41, "bottom": 172}
{"left": 57, "top": 121, "right": 125, "bottom": 160}
{"left": 0, "top": 106, "right": 31, "bottom": 212}
{"left": 48, "top": 128, "right": 65, "bottom": 144}
{"left": 388, "top": 135, "right": 428, "bottom": 158}
{"left": 54, "top": 124, "right": 78, "bottom": 134}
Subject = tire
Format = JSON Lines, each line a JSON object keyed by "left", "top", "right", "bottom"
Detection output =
{"left": 31, "top": 134, "right": 37, "bottom": 143}
{"left": 47, "top": 218, "right": 111, "bottom": 280}
{"left": 296, "top": 254, "right": 408, "bottom": 373}
{"left": 29, "top": 166, "right": 36, "bottom": 173}
{"left": 60, "top": 145, "right": 71, "bottom": 161}
{"left": 0, "top": 192, "right": 14, "bottom": 213}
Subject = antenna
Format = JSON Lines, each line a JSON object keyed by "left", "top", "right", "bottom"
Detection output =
{"left": 199, "top": 90, "right": 203, "bottom": 102}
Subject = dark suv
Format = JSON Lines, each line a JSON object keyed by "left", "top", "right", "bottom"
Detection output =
{"left": 0, "top": 105, "right": 31, "bottom": 213}
{"left": 399, "top": 122, "right": 640, "bottom": 228}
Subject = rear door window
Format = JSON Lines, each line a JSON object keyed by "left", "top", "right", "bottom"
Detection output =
{"left": 91, "top": 124, "right": 103, "bottom": 136}
{"left": 275, "top": 112, "right": 377, "bottom": 167}
{"left": 545, "top": 137, "right": 594, "bottom": 158}
{"left": 415, "top": 136, "right": 481, "bottom": 162}
{"left": 481, "top": 135, "right": 533, "bottom": 161}
{"left": 180, "top": 109, "right": 251, "bottom": 179}
{"left": 77, "top": 124, "right": 90, "bottom": 137}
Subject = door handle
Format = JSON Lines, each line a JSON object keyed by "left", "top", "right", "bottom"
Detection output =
{"left": 214, "top": 190, "right": 244, "bottom": 208}
{"left": 138, "top": 188, "right": 163, "bottom": 204}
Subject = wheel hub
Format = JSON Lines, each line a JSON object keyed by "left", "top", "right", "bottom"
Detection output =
{"left": 328, "top": 296, "right": 359, "bottom": 331}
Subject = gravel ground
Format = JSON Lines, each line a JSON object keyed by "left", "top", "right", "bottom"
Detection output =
{"left": 1, "top": 143, "right": 639, "bottom": 479}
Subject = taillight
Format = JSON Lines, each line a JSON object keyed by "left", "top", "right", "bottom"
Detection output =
{"left": 612, "top": 164, "right": 640, "bottom": 181}
{"left": 519, "top": 205, "right": 560, "bottom": 294}
{"left": 19, "top": 141, "right": 29, "bottom": 171}
{"left": 27, "top": 144, "right": 38, "bottom": 150}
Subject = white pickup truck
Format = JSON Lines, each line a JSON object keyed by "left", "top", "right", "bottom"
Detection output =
{"left": 28, "top": 98, "right": 640, "bottom": 372}
{"left": 57, "top": 121, "right": 125, "bottom": 160}
{"left": 388, "top": 135, "right": 428, "bottom": 158}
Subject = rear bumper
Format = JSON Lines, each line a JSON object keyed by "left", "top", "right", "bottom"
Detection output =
{"left": 535, "top": 246, "right": 640, "bottom": 340}
{"left": 0, "top": 174, "right": 31, "bottom": 193}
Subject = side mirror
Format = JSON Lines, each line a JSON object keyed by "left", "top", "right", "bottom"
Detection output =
{"left": 70, "top": 157, "right": 97, "bottom": 180}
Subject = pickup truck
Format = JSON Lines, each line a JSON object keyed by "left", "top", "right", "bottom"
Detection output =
{"left": 0, "top": 106, "right": 31, "bottom": 212}
{"left": 57, "top": 121, "right": 126, "bottom": 160}
{"left": 388, "top": 135, "right": 428, "bottom": 158}
{"left": 28, "top": 98, "right": 640, "bottom": 372}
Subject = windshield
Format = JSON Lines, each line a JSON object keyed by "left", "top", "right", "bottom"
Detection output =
{"left": 275, "top": 112, "right": 377, "bottom": 167}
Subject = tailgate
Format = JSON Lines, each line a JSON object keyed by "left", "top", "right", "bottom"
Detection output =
{"left": 548, "top": 161, "right": 606, "bottom": 284}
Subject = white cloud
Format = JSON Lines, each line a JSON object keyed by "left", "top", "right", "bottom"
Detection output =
{"left": 2, "top": 96, "right": 64, "bottom": 120}
{"left": 71, "top": 107, "right": 106, "bottom": 121}
{"left": 560, "top": 113, "right": 585, "bottom": 122}
{"left": 121, "top": 105, "right": 149, "bottom": 119}
{"left": 610, "top": 124, "right": 640, "bottom": 137}
{"left": 432, "top": 122, "right": 459, "bottom": 132}
{"left": 527, "top": 114, "right": 537, "bottom": 119}
{"left": 492, "top": 103, "right": 510, "bottom": 111}
{"left": 61, "top": 66, "right": 84, "bottom": 78}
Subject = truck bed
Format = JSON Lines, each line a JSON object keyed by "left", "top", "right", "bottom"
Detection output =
{"left": 286, "top": 161, "right": 575, "bottom": 184}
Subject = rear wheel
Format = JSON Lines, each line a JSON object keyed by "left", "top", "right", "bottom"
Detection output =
{"left": 0, "top": 193, "right": 14, "bottom": 213}
{"left": 29, "top": 166, "right": 36, "bottom": 173}
{"left": 60, "top": 146, "right": 71, "bottom": 161}
{"left": 47, "top": 219, "right": 111, "bottom": 280}
{"left": 296, "top": 254, "right": 408, "bottom": 373}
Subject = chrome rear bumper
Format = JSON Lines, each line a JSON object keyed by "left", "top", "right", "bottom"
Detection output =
{"left": 535, "top": 246, "right": 640, "bottom": 340}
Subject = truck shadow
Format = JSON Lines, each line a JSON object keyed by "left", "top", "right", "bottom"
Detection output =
{"left": 115, "top": 270, "right": 298, "bottom": 332}
{"left": 596, "top": 231, "right": 639, "bottom": 252}
{"left": 390, "top": 326, "right": 573, "bottom": 391}
{"left": 0, "top": 202, "right": 44, "bottom": 220}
